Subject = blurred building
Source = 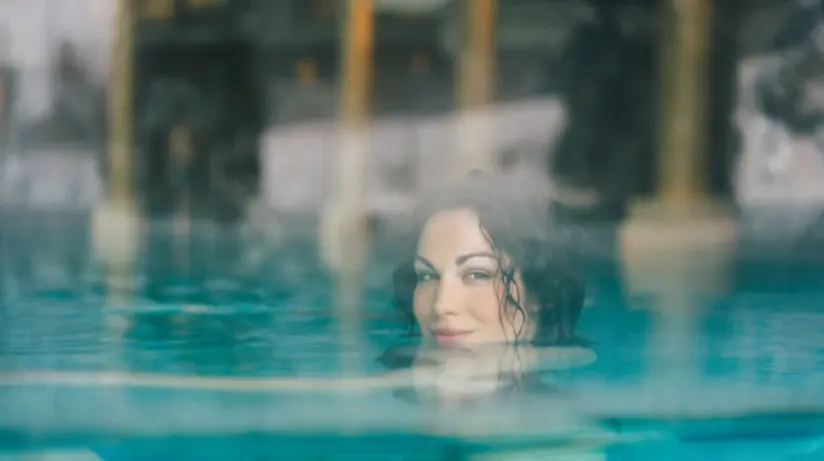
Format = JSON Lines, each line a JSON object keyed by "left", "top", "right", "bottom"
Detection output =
{"left": 1, "top": 0, "right": 820, "bottom": 222}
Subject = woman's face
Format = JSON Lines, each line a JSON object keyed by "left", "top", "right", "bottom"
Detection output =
{"left": 412, "top": 208, "right": 535, "bottom": 345}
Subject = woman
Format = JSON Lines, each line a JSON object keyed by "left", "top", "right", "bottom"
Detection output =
{"left": 9, "top": 173, "right": 592, "bottom": 400}
{"left": 64, "top": 174, "right": 598, "bottom": 461}
{"left": 380, "top": 171, "right": 594, "bottom": 402}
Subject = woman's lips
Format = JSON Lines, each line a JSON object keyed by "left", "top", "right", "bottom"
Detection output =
{"left": 432, "top": 330, "right": 472, "bottom": 344}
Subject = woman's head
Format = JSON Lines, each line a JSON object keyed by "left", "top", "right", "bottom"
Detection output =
{"left": 392, "top": 172, "right": 585, "bottom": 347}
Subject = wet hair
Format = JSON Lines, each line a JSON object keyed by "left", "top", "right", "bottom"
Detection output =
{"left": 390, "top": 171, "right": 586, "bottom": 346}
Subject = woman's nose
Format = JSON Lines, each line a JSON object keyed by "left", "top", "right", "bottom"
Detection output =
{"left": 433, "top": 277, "right": 464, "bottom": 317}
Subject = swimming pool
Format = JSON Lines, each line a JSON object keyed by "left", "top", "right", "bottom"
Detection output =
{"left": 2, "top": 212, "right": 824, "bottom": 460}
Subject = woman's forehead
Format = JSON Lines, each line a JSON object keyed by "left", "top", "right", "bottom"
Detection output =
{"left": 416, "top": 209, "right": 495, "bottom": 259}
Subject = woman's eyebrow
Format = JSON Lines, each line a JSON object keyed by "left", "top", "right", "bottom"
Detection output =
{"left": 455, "top": 252, "right": 496, "bottom": 266}
{"left": 414, "top": 256, "right": 436, "bottom": 270}
{"left": 415, "top": 252, "right": 496, "bottom": 269}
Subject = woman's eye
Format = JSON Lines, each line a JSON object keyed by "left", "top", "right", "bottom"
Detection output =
{"left": 465, "top": 271, "right": 491, "bottom": 281}
{"left": 416, "top": 272, "right": 437, "bottom": 283}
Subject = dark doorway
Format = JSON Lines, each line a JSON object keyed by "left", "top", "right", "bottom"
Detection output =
{"left": 133, "top": 38, "right": 264, "bottom": 224}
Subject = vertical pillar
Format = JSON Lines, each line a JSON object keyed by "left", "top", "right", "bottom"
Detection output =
{"left": 0, "top": 65, "right": 8, "bottom": 157}
{"left": 170, "top": 124, "right": 194, "bottom": 272}
{"left": 108, "top": 0, "right": 135, "bottom": 206}
{"left": 0, "top": 63, "right": 9, "bottom": 305}
{"left": 320, "top": 0, "right": 374, "bottom": 379}
{"left": 92, "top": 0, "right": 139, "bottom": 333}
{"left": 657, "top": 0, "right": 712, "bottom": 204}
{"left": 455, "top": 0, "right": 497, "bottom": 174}
{"left": 619, "top": 0, "right": 737, "bottom": 386}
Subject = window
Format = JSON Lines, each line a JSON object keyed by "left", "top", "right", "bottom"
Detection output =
{"left": 296, "top": 0, "right": 336, "bottom": 24}
{"left": 143, "top": 0, "right": 174, "bottom": 21}
{"left": 188, "top": 0, "right": 220, "bottom": 8}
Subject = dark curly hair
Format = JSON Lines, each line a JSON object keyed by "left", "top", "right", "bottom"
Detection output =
{"left": 388, "top": 172, "right": 587, "bottom": 347}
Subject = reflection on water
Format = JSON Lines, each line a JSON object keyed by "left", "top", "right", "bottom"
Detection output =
{"left": 2, "top": 216, "right": 824, "bottom": 458}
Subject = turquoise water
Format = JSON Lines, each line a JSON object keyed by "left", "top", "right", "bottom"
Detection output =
{"left": 2, "top": 214, "right": 824, "bottom": 459}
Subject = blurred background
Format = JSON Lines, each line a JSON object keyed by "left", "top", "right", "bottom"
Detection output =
{"left": 2, "top": 0, "right": 822, "bottom": 228}
{"left": 2, "top": 0, "right": 824, "bottom": 458}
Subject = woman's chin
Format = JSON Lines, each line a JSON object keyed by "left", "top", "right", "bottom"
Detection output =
{"left": 432, "top": 332, "right": 473, "bottom": 345}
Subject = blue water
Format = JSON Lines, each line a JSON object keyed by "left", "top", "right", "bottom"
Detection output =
{"left": 2, "top": 213, "right": 824, "bottom": 460}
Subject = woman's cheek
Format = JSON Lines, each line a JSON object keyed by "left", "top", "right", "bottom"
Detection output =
{"left": 467, "top": 287, "right": 504, "bottom": 325}
{"left": 412, "top": 288, "right": 433, "bottom": 328}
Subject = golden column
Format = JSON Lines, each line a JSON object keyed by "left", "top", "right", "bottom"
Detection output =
{"left": 170, "top": 124, "right": 195, "bottom": 272}
{"left": 108, "top": 0, "right": 135, "bottom": 206}
{"left": 92, "top": 0, "right": 139, "bottom": 332}
{"left": 455, "top": 0, "right": 497, "bottom": 174}
{"left": 657, "top": 0, "right": 712, "bottom": 204}
{"left": 320, "top": 0, "right": 374, "bottom": 379}
{"left": 619, "top": 0, "right": 737, "bottom": 386}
